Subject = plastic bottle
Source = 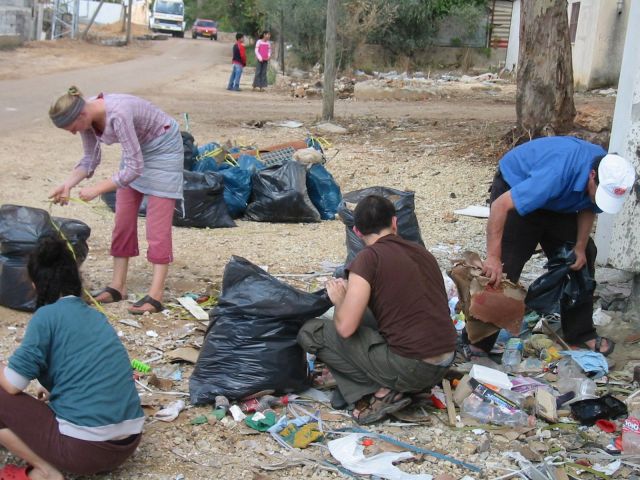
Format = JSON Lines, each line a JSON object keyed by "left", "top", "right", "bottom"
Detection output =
{"left": 240, "top": 395, "right": 289, "bottom": 413}
{"left": 622, "top": 412, "right": 640, "bottom": 454}
{"left": 501, "top": 338, "right": 523, "bottom": 372}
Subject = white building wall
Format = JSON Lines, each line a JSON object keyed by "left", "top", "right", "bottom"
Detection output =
{"left": 79, "top": 0, "right": 123, "bottom": 24}
{"left": 504, "top": 0, "right": 520, "bottom": 71}
{"left": 594, "top": 0, "right": 640, "bottom": 271}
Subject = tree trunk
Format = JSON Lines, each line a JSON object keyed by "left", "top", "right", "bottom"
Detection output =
{"left": 516, "top": 0, "right": 576, "bottom": 137}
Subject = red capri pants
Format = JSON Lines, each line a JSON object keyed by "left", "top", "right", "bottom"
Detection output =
{"left": 110, "top": 187, "right": 175, "bottom": 264}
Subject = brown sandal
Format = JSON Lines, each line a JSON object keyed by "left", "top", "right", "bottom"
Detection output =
{"left": 92, "top": 286, "right": 123, "bottom": 304}
{"left": 352, "top": 390, "right": 411, "bottom": 425}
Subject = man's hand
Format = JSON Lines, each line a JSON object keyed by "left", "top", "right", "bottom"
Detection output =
{"left": 326, "top": 278, "right": 348, "bottom": 307}
{"left": 482, "top": 255, "right": 503, "bottom": 286}
{"left": 35, "top": 384, "right": 50, "bottom": 402}
{"left": 49, "top": 184, "right": 71, "bottom": 206}
{"left": 570, "top": 247, "right": 587, "bottom": 271}
{"left": 79, "top": 185, "right": 100, "bottom": 202}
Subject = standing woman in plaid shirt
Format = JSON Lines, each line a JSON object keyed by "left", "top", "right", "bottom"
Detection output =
{"left": 48, "top": 86, "right": 183, "bottom": 315}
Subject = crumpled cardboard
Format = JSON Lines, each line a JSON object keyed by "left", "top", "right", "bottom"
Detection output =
{"left": 449, "top": 251, "right": 526, "bottom": 344}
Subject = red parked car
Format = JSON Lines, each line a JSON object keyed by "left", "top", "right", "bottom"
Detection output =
{"left": 191, "top": 19, "right": 218, "bottom": 40}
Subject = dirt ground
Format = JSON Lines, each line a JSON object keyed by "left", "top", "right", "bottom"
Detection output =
{"left": 0, "top": 37, "right": 631, "bottom": 480}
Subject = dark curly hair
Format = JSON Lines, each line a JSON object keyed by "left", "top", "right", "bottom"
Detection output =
{"left": 27, "top": 235, "right": 82, "bottom": 308}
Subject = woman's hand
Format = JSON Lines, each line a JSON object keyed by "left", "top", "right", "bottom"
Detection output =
{"left": 49, "top": 184, "right": 71, "bottom": 206}
{"left": 36, "top": 384, "right": 50, "bottom": 402}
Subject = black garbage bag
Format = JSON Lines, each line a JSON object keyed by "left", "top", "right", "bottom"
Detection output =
{"left": 338, "top": 187, "right": 424, "bottom": 264}
{"left": 245, "top": 161, "right": 321, "bottom": 223}
{"left": 570, "top": 394, "right": 627, "bottom": 426}
{"left": 0, "top": 205, "right": 91, "bottom": 311}
{"left": 173, "top": 171, "right": 236, "bottom": 228}
{"left": 189, "top": 256, "right": 332, "bottom": 403}
{"left": 525, "top": 244, "right": 595, "bottom": 315}
{"left": 181, "top": 131, "right": 198, "bottom": 171}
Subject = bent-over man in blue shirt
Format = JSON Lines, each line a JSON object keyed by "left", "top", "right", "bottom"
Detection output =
{"left": 467, "top": 136, "right": 635, "bottom": 358}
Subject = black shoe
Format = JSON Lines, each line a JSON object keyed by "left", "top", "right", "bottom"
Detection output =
{"left": 331, "top": 389, "right": 348, "bottom": 410}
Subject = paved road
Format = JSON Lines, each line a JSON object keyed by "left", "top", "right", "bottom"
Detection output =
{"left": 0, "top": 38, "right": 227, "bottom": 133}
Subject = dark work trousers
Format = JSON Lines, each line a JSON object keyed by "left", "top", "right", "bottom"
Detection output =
{"left": 298, "top": 316, "right": 452, "bottom": 405}
{"left": 470, "top": 170, "right": 598, "bottom": 353}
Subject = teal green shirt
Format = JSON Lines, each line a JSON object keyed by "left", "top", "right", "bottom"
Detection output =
{"left": 7, "top": 296, "right": 144, "bottom": 441}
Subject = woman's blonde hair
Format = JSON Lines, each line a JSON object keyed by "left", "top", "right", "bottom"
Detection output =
{"left": 49, "top": 86, "right": 86, "bottom": 128}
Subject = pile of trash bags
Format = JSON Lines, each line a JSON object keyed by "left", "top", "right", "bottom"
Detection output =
{"left": 0, "top": 204, "right": 91, "bottom": 311}
{"left": 104, "top": 135, "right": 343, "bottom": 229}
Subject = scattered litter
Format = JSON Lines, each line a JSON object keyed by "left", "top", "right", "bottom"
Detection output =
{"left": 166, "top": 347, "right": 200, "bottom": 364}
{"left": 119, "top": 319, "right": 142, "bottom": 329}
{"left": 453, "top": 205, "right": 490, "bottom": 218}
{"left": 469, "top": 365, "right": 512, "bottom": 390}
{"left": 559, "top": 350, "right": 608, "bottom": 379}
{"left": 146, "top": 330, "right": 159, "bottom": 338}
{"left": 592, "top": 459, "right": 621, "bottom": 475}
{"left": 328, "top": 433, "right": 432, "bottom": 480}
{"left": 229, "top": 405, "right": 246, "bottom": 421}
{"left": 177, "top": 296, "right": 209, "bottom": 321}
{"left": 277, "top": 120, "right": 304, "bottom": 128}
{"left": 592, "top": 307, "right": 612, "bottom": 326}
{"left": 154, "top": 400, "right": 185, "bottom": 422}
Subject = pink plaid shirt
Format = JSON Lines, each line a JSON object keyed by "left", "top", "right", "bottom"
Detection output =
{"left": 77, "top": 94, "right": 173, "bottom": 188}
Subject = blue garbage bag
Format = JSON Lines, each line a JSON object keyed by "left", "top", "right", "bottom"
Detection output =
{"left": 192, "top": 156, "right": 220, "bottom": 173}
{"left": 197, "top": 142, "right": 220, "bottom": 157}
{"left": 219, "top": 165, "right": 252, "bottom": 218}
{"left": 237, "top": 154, "right": 265, "bottom": 172}
{"left": 306, "top": 164, "right": 341, "bottom": 220}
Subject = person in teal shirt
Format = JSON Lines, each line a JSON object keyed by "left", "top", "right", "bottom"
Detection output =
{"left": 0, "top": 236, "right": 144, "bottom": 479}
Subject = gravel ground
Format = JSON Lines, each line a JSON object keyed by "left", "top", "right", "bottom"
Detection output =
{"left": 0, "top": 40, "right": 633, "bottom": 480}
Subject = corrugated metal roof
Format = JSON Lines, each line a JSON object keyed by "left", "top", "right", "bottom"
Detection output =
{"left": 490, "top": 0, "right": 513, "bottom": 48}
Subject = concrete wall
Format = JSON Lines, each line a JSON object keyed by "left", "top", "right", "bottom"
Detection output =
{"left": 504, "top": 0, "right": 520, "bottom": 71}
{"left": 594, "top": 0, "right": 640, "bottom": 272}
{"left": 354, "top": 44, "right": 506, "bottom": 71}
{"left": 569, "top": 0, "right": 630, "bottom": 91}
{"left": 0, "top": 0, "right": 34, "bottom": 41}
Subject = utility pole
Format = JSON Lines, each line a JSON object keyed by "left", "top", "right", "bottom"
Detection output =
{"left": 126, "top": 0, "right": 133, "bottom": 44}
{"left": 279, "top": 8, "right": 285, "bottom": 76}
{"left": 322, "top": 0, "right": 337, "bottom": 121}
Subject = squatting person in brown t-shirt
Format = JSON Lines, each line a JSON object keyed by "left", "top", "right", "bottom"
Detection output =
{"left": 297, "top": 195, "right": 456, "bottom": 424}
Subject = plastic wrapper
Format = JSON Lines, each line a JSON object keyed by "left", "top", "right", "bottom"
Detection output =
{"left": 338, "top": 187, "right": 424, "bottom": 264}
{"left": 462, "top": 393, "right": 532, "bottom": 427}
{"left": 0, "top": 204, "right": 90, "bottom": 311}
{"left": 189, "top": 256, "right": 332, "bottom": 403}
{"left": 173, "top": 171, "right": 236, "bottom": 228}
{"left": 245, "top": 161, "right": 321, "bottom": 223}
{"left": 306, "top": 164, "right": 342, "bottom": 220}
{"left": 525, "top": 244, "right": 595, "bottom": 315}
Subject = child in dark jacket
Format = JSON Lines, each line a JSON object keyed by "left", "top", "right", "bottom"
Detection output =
{"left": 227, "top": 33, "right": 246, "bottom": 91}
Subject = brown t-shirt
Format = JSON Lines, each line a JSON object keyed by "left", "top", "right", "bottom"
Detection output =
{"left": 347, "top": 234, "right": 456, "bottom": 359}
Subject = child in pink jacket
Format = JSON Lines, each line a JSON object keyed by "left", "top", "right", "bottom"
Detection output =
{"left": 253, "top": 31, "right": 271, "bottom": 91}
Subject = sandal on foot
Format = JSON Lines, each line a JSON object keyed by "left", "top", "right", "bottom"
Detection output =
{"left": 92, "top": 286, "right": 123, "bottom": 304}
{"left": 128, "top": 295, "right": 164, "bottom": 315}
{"left": 0, "top": 465, "right": 31, "bottom": 480}
{"left": 574, "top": 336, "right": 615, "bottom": 357}
{"left": 352, "top": 390, "right": 411, "bottom": 425}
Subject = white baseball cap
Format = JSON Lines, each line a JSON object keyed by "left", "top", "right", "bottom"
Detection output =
{"left": 595, "top": 153, "right": 636, "bottom": 214}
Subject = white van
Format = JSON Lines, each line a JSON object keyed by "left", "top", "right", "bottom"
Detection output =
{"left": 149, "top": 0, "right": 186, "bottom": 37}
